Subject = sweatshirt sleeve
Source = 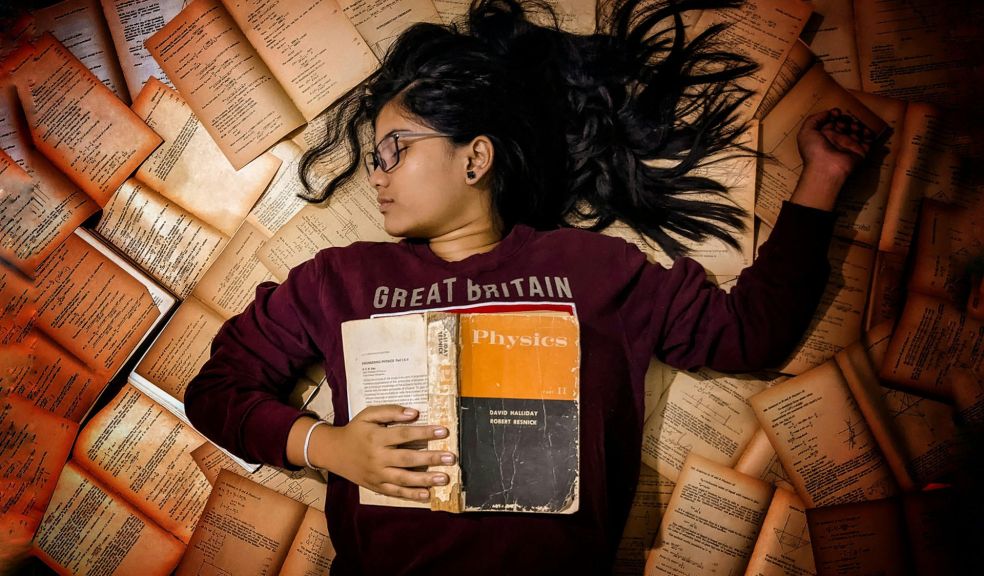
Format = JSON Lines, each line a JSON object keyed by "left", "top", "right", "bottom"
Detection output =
{"left": 184, "top": 254, "right": 330, "bottom": 468}
{"left": 626, "top": 201, "right": 836, "bottom": 373}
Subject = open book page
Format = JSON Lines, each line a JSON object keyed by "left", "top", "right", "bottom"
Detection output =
{"left": 222, "top": 0, "right": 378, "bottom": 122}
{"left": 12, "top": 233, "right": 160, "bottom": 378}
{"left": 950, "top": 368, "right": 984, "bottom": 426}
{"left": 757, "top": 63, "right": 887, "bottom": 237}
{"left": 641, "top": 368, "right": 770, "bottom": 482}
{"left": 880, "top": 291, "right": 984, "bottom": 398}
{"left": 30, "top": 0, "right": 130, "bottom": 102}
{"left": 749, "top": 359, "right": 899, "bottom": 508}
{"left": 692, "top": 0, "right": 812, "bottom": 120}
{"left": 879, "top": 104, "right": 977, "bottom": 254}
{"left": 135, "top": 296, "right": 225, "bottom": 404}
{"left": 145, "top": 0, "right": 305, "bottom": 170}
{"left": 864, "top": 250, "right": 906, "bottom": 331}
{"left": 342, "top": 313, "right": 430, "bottom": 509}
{"left": 854, "top": 0, "right": 975, "bottom": 107}
{"left": 776, "top": 239, "right": 874, "bottom": 375}
{"left": 278, "top": 506, "right": 337, "bottom": 576}
{"left": 863, "top": 321, "right": 963, "bottom": 485}
{"left": 258, "top": 176, "right": 395, "bottom": 281}
{"left": 175, "top": 470, "right": 308, "bottom": 575}
{"left": 191, "top": 443, "right": 327, "bottom": 512}
{"left": 733, "top": 428, "right": 795, "bottom": 493}
{"left": 246, "top": 141, "right": 314, "bottom": 237}
{"left": 742, "top": 487, "right": 816, "bottom": 576}
{"left": 614, "top": 465, "right": 675, "bottom": 576}
{"left": 32, "top": 461, "right": 186, "bottom": 576}
{"left": 191, "top": 221, "right": 277, "bottom": 319}
{"left": 73, "top": 384, "right": 212, "bottom": 543}
{"left": 909, "top": 199, "right": 984, "bottom": 304}
{"left": 755, "top": 40, "right": 815, "bottom": 121}
{"left": 643, "top": 358, "right": 675, "bottom": 422}
{"left": 806, "top": 497, "right": 910, "bottom": 575}
{"left": 835, "top": 341, "right": 916, "bottom": 491}
{"left": 645, "top": 454, "right": 773, "bottom": 576}
{"left": 801, "top": 0, "right": 861, "bottom": 90}
{"left": 99, "top": 0, "right": 185, "bottom": 100}
{"left": 0, "top": 150, "right": 89, "bottom": 277}
{"left": 0, "top": 394, "right": 77, "bottom": 538}
{"left": 10, "top": 34, "right": 161, "bottom": 205}
{"left": 132, "top": 77, "right": 281, "bottom": 237}
{"left": 0, "top": 329, "right": 106, "bottom": 423}
{"left": 0, "top": 84, "right": 99, "bottom": 276}
{"left": 340, "top": 0, "right": 442, "bottom": 59}
{"left": 95, "top": 178, "right": 227, "bottom": 298}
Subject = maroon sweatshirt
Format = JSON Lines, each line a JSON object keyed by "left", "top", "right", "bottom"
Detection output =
{"left": 186, "top": 201, "right": 834, "bottom": 575}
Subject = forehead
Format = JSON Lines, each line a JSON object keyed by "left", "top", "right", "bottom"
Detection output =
{"left": 373, "top": 100, "right": 430, "bottom": 141}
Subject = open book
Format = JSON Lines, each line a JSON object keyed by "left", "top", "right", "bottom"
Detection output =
{"left": 145, "top": 0, "right": 379, "bottom": 169}
{"left": 342, "top": 309, "right": 581, "bottom": 513}
{"left": 32, "top": 384, "right": 213, "bottom": 575}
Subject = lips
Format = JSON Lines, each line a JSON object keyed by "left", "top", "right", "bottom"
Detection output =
{"left": 377, "top": 197, "right": 394, "bottom": 212}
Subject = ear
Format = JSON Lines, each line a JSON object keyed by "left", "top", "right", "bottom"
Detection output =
{"left": 463, "top": 135, "right": 494, "bottom": 184}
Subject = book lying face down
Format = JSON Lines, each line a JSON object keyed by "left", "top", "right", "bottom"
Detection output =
{"left": 342, "top": 310, "right": 580, "bottom": 514}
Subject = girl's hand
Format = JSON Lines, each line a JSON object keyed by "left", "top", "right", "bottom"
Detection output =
{"left": 797, "top": 108, "right": 876, "bottom": 183}
{"left": 789, "top": 108, "right": 877, "bottom": 211}
{"left": 316, "top": 405, "right": 456, "bottom": 502}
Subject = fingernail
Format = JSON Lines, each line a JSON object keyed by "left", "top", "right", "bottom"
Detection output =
{"left": 418, "top": 491, "right": 430, "bottom": 500}
{"left": 433, "top": 427, "right": 448, "bottom": 438}
{"left": 432, "top": 475, "right": 448, "bottom": 485}
{"left": 403, "top": 408, "right": 417, "bottom": 416}
{"left": 441, "top": 453, "right": 454, "bottom": 465}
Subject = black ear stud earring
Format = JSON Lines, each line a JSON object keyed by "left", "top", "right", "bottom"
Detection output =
{"left": 467, "top": 170, "right": 476, "bottom": 180}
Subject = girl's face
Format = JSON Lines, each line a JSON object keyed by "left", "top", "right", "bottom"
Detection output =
{"left": 369, "top": 101, "right": 493, "bottom": 240}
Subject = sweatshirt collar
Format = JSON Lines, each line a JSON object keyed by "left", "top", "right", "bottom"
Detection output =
{"left": 405, "top": 224, "right": 535, "bottom": 274}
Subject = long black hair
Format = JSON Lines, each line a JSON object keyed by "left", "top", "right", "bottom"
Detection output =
{"left": 299, "top": 0, "right": 756, "bottom": 258}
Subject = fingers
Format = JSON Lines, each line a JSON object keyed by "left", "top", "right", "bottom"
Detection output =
{"left": 356, "top": 404, "right": 422, "bottom": 424}
{"left": 802, "top": 108, "right": 833, "bottom": 132}
{"left": 371, "top": 461, "right": 455, "bottom": 503}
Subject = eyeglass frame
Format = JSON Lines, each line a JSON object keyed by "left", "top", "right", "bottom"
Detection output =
{"left": 364, "top": 131, "right": 453, "bottom": 176}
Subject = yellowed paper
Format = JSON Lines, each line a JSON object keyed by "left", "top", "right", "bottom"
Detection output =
{"left": 279, "top": 506, "right": 336, "bottom": 576}
{"left": 132, "top": 77, "right": 281, "bottom": 236}
{"left": 692, "top": 0, "right": 813, "bottom": 119}
{"left": 31, "top": 0, "right": 130, "bottom": 101}
{"left": 641, "top": 368, "right": 769, "bottom": 482}
{"left": 0, "top": 329, "right": 106, "bottom": 423}
{"left": 100, "top": 0, "right": 185, "bottom": 100}
{"left": 645, "top": 454, "right": 773, "bottom": 576}
{"left": 743, "top": 487, "right": 816, "bottom": 576}
{"left": 135, "top": 296, "right": 226, "bottom": 403}
{"left": 340, "top": 0, "right": 442, "bottom": 59}
{"left": 146, "top": 0, "right": 305, "bottom": 169}
{"left": 864, "top": 250, "right": 906, "bottom": 331}
{"left": 855, "top": 0, "right": 974, "bottom": 108}
{"left": 12, "top": 34, "right": 161, "bottom": 205}
{"left": 434, "top": 0, "right": 596, "bottom": 32}
{"left": 176, "top": 470, "right": 308, "bottom": 576}
{"left": 6, "top": 233, "right": 160, "bottom": 378}
{"left": 750, "top": 360, "right": 899, "bottom": 508}
{"left": 878, "top": 104, "right": 976, "bottom": 254}
{"left": 95, "top": 178, "right": 227, "bottom": 298}
{"left": 73, "top": 384, "right": 212, "bottom": 543}
{"left": 757, "top": 64, "right": 887, "bottom": 233}
{"left": 32, "top": 462, "right": 186, "bottom": 576}
{"left": 614, "top": 465, "right": 674, "bottom": 576}
{"left": 802, "top": 0, "right": 860, "bottom": 90}
{"left": 191, "top": 442, "right": 327, "bottom": 512}
{"left": 755, "top": 40, "right": 815, "bottom": 121}
{"left": 777, "top": 239, "right": 874, "bottom": 375}
{"left": 258, "top": 177, "right": 395, "bottom": 281}
{"left": 909, "top": 200, "right": 984, "bottom": 304}
{"left": 880, "top": 292, "right": 984, "bottom": 399}
{"left": 192, "top": 220, "right": 276, "bottom": 319}
{"left": 0, "top": 393, "right": 78, "bottom": 535}
{"left": 734, "top": 428, "right": 795, "bottom": 493}
{"left": 248, "top": 141, "right": 316, "bottom": 237}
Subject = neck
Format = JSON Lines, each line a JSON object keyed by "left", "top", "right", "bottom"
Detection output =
{"left": 428, "top": 220, "right": 503, "bottom": 262}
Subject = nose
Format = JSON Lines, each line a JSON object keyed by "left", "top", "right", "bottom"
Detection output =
{"left": 368, "top": 165, "right": 388, "bottom": 188}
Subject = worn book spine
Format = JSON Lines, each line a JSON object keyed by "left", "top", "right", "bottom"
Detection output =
{"left": 427, "top": 312, "right": 462, "bottom": 512}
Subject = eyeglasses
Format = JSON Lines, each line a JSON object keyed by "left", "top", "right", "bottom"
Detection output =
{"left": 364, "top": 131, "right": 451, "bottom": 176}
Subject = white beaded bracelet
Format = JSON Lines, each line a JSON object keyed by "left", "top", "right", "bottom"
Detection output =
{"left": 303, "top": 420, "right": 329, "bottom": 469}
